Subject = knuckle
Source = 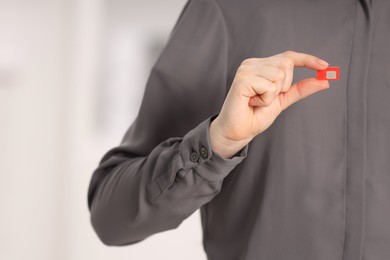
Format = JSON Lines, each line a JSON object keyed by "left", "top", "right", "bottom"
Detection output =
{"left": 261, "top": 84, "right": 278, "bottom": 106}
{"left": 282, "top": 84, "right": 290, "bottom": 92}
{"left": 271, "top": 84, "right": 280, "bottom": 96}
{"left": 283, "top": 50, "right": 295, "bottom": 56}
{"left": 237, "top": 64, "right": 250, "bottom": 74}
{"left": 280, "top": 57, "right": 293, "bottom": 69}
{"left": 234, "top": 74, "right": 248, "bottom": 86}
{"left": 262, "top": 96, "right": 273, "bottom": 106}
{"left": 241, "top": 58, "right": 254, "bottom": 66}
{"left": 240, "top": 59, "right": 248, "bottom": 66}
{"left": 235, "top": 70, "right": 248, "bottom": 81}
{"left": 276, "top": 69, "right": 286, "bottom": 80}
{"left": 237, "top": 66, "right": 244, "bottom": 74}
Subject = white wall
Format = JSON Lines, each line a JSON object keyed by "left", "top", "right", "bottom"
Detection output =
{"left": 0, "top": 1, "right": 70, "bottom": 259}
{"left": 0, "top": 0, "right": 207, "bottom": 259}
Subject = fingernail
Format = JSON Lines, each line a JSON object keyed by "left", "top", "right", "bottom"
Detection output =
{"left": 317, "top": 59, "right": 329, "bottom": 67}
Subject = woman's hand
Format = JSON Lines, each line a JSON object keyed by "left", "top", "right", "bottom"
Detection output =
{"left": 210, "top": 50, "right": 330, "bottom": 159}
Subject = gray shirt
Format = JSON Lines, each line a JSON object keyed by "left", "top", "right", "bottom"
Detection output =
{"left": 87, "top": 0, "right": 390, "bottom": 259}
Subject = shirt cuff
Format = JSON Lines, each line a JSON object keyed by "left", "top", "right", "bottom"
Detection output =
{"left": 179, "top": 114, "right": 249, "bottom": 182}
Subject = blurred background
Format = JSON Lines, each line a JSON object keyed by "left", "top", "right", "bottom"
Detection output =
{"left": 0, "top": 0, "right": 207, "bottom": 259}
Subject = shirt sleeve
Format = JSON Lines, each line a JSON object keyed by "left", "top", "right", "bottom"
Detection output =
{"left": 87, "top": 0, "right": 249, "bottom": 246}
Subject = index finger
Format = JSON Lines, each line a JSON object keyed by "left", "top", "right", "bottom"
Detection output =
{"left": 275, "top": 50, "right": 329, "bottom": 70}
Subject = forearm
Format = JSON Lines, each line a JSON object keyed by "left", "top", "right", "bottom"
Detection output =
{"left": 88, "top": 115, "right": 248, "bottom": 246}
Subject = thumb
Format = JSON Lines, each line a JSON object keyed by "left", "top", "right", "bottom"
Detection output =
{"left": 279, "top": 77, "right": 330, "bottom": 111}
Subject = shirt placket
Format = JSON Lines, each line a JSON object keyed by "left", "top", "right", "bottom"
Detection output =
{"left": 341, "top": 0, "right": 373, "bottom": 260}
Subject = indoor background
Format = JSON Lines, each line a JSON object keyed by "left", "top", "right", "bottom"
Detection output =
{"left": 0, "top": 0, "right": 207, "bottom": 259}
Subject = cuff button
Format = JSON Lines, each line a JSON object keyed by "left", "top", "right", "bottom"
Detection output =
{"left": 200, "top": 146, "right": 208, "bottom": 159}
{"left": 190, "top": 151, "right": 199, "bottom": 163}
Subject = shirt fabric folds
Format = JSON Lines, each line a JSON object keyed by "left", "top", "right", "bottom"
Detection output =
{"left": 87, "top": 0, "right": 390, "bottom": 259}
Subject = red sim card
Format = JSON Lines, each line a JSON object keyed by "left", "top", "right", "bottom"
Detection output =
{"left": 316, "top": 66, "right": 340, "bottom": 80}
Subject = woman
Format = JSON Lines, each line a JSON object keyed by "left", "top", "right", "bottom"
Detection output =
{"left": 88, "top": 0, "right": 390, "bottom": 259}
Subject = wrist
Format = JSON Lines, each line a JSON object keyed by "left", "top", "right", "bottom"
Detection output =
{"left": 209, "top": 118, "right": 251, "bottom": 159}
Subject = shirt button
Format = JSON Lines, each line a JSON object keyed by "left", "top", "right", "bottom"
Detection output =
{"left": 200, "top": 146, "right": 208, "bottom": 159}
{"left": 190, "top": 151, "right": 199, "bottom": 163}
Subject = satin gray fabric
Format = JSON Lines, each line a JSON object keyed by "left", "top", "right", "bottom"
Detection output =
{"left": 87, "top": 0, "right": 390, "bottom": 259}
